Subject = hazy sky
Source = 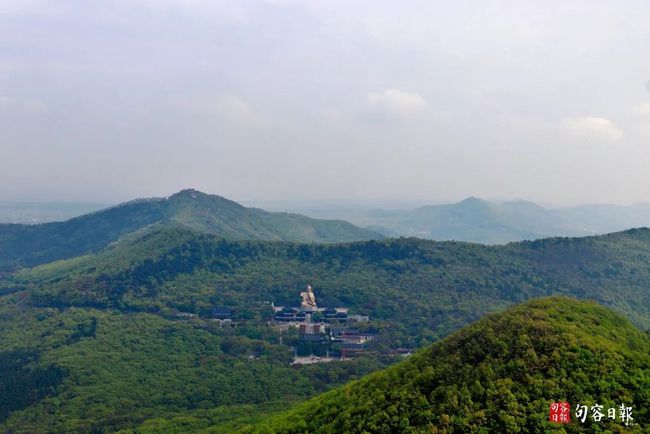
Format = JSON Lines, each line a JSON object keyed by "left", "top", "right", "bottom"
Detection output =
{"left": 2, "top": 0, "right": 650, "bottom": 205}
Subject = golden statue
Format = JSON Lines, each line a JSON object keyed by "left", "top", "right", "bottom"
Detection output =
{"left": 300, "top": 284, "right": 317, "bottom": 309}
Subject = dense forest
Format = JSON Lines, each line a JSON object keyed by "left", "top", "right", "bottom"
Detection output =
{"left": 3, "top": 227, "right": 650, "bottom": 431}
{"left": 8, "top": 225, "right": 650, "bottom": 343}
{"left": 0, "top": 300, "right": 387, "bottom": 432}
{"left": 248, "top": 297, "right": 650, "bottom": 433}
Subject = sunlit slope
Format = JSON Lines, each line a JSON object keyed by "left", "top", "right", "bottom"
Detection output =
{"left": 248, "top": 297, "right": 650, "bottom": 433}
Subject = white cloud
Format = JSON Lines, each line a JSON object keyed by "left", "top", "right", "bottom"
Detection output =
{"left": 216, "top": 96, "right": 256, "bottom": 123}
{"left": 634, "top": 102, "right": 650, "bottom": 115}
{"left": 365, "top": 89, "right": 429, "bottom": 120}
{"left": 564, "top": 116, "right": 623, "bottom": 142}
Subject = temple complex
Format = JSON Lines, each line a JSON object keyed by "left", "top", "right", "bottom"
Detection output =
{"left": 272, "top": 284, "right": 374, "bottom": 361}
{"left": 273, "top": 284, "right": 349, "bottom": 323}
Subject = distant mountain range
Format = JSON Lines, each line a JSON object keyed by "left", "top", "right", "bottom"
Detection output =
{"left": 278, "top": 197, "right": 650, "bottom": 244}
{"left": 6, "top": 194, "right": 650, "bottom": 246}
{"left": 0, "top": 189, "right": 382, "bottom": 271}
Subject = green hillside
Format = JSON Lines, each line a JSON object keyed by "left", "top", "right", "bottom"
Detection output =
{"left": 0, "top": 299, "right": 386, "bottom": 433}
{"left": 248, "top": 297, "right": 650, "bottom": 433}
{"left": 11, "top": 226, "right": 650, "bottom": 341}
{"left": 4, "top": 229, "right": 650, "bottom": 432}
{"left": 0, "top": 189, "right": 382, "bottom": 271}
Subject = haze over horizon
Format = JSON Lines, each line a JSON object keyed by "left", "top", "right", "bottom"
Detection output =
{"left": 2, "top": 0, "right": 650, "bottom": 205}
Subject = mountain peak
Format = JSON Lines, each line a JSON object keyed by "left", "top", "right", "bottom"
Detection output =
{"left": 165, "top": 189, "right": 243, "bottom": 210}
{"left": 458, "top": 196, "right": 484, "bottom": 204}
{"left": 169, "top": 189, "right": 208, "bottom": 199}
{"left": 456, "top": 196, "right": 489, "bottom": 208}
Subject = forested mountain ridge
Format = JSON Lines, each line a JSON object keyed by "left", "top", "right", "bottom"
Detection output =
{"left": 8, "top": 226, "right": 650, "bottom": 340}
{"left": 0, "top": 189, "right": 382, "bottom": 271}
{"left": 246, "top": 297, "right": 650, "bottom": 433}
